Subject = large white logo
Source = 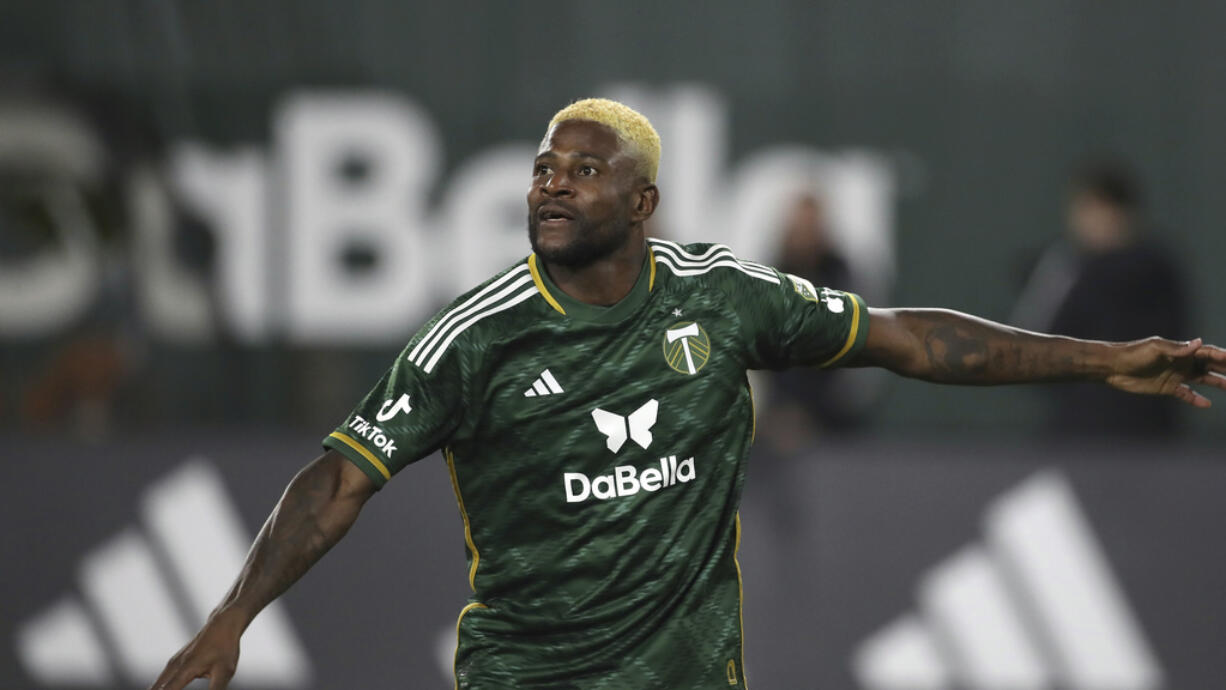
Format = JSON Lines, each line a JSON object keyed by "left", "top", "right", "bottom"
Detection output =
{"left": 852, "top": 471, "right": 1162, "bottom": 690}
{"left": 0, "top": 85, "right": 897, "bottom": 344}
{"left": 590, "top": 399, "right": 658, "bottom": 453}
{"left": 15, "top": 460, "right": 310, "bottom": 687}
{"left": 571, "top": 399, "right": 698, "bottom": 503}
{"left": 564, "top": 455, "right": 696, "bottom": 504}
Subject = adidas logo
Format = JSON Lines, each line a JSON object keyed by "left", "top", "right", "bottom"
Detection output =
{"left": 15, "top": 459, "right": 311, "bottom": 687}
{"left": 591, "top": 399, "right": 659, "bottom": 452}
{"left": 853, "top": 471, "right": 1163, "bottom": 690}
{"left": 523, "top": 369, "right": 564, "bottom": 397}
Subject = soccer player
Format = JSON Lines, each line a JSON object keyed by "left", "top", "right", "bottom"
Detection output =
{"left": 151, "top": 99, "right": 1225, "bottom": 690}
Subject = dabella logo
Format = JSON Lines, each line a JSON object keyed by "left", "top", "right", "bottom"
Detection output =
{"left": 566, "top": 399, "right": 698, "bottom": 504}
{"left": 564, "top": 456, "right": 697, "bottom": 504}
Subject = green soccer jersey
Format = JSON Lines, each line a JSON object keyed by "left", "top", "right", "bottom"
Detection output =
{"left": 323, "top": 238, "right": 869, "bottom": 689}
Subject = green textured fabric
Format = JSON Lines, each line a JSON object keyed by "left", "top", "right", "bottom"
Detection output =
{"left": 323, "top": 239, "right": 869, "bottom": 688}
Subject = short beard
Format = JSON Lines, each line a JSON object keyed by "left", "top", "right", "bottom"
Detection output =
{"left": 528, "top": 212, "right": 632, "bottom": 269}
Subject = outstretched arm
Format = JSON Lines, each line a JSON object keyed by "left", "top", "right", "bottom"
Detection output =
{"left": 151, "top": 450, "right": 377, "bottom": 690}
{"left": 853, "top": 308, "right": 1226, "bottom": 407}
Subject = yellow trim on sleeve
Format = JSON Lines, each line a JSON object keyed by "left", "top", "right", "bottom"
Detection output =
{"left": 734, "top": 513, "right": 748, "bottom": 688}
{"left": 747, "top": 382, "right": 757, "bottom": 443}
{"left": 445, "top": 448, "right": 481, "bottom": 591}
{"left": 453, "top": 601, "right": 488, "bottom": 690}
{"left": 528, "top": 254, "right": 567, "bottom": 315}
{"left": 818, "top": 292, "right": 862, "bottom": 368}
{"left": 648, "top": 246, "right": 657, "bottom": 291}
{"left": 327, "top": 432, "right": 391, "bottom": 481}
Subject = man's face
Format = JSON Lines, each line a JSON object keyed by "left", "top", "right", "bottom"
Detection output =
{"left": 528, "top": 120, "right": 641, "bottom": 268}
{"left": 1069, "top": 191, "right": 1130, "bottom": 251}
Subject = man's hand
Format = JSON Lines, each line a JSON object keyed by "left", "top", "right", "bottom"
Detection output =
{"left": 150, "top": 611, "right": 243, "bottom": 690}
{"left": 1105, "top": 337, "right": 1226, "bottom": 407}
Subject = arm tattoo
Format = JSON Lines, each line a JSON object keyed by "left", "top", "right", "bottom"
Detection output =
{"left": 219, "top": 456, "right": 363, "bottom": 624}
{"left": 254, "top": 466, "right": 336, "bottom": 598}
{"left": 922, "top": 322, "right": 989, "bottom": 379}
{"left": 896, "top": 309, "right": 1107, "bottom": 385}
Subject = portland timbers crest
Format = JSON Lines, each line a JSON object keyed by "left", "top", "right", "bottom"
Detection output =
{"left": 662, "top": 321, "right": 711, "bottom": 375}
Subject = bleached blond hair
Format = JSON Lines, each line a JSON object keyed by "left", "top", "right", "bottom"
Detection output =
{"left": 546, "top": 98, "right": 661, "bottom": 182}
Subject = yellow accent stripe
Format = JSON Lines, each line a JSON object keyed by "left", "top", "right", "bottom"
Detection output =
{"left": 445, "top": 448, "right": 480, "bottom": 591}
{"left": 327, "top": 432, "right": 391, "bottom": 481}
{"left": 668, "top": 347, "right": 685, "bottom": 370}
{"left": 648, "top": 246, "right": 657, "bottom": 291}
{"left": 819, "top": 293, "right": 862, "bottom": 368}
{"left": 453, "top": 601, "right": 488, "bottom": 690}
{"left": 528, "top": 254, "right": 566, "bottom": 315}
{"left": 741, "top": 383, "right": 755, "bottom": 685}
{"left": 734, "top": 513, "right": 748, "bottom": 688}
{"left": 747, "top": 383, "right": 757, "bottom": 442}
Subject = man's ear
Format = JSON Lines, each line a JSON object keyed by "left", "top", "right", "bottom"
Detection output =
{"left": 631, "top": 184, "right": 659, "bottom": 223}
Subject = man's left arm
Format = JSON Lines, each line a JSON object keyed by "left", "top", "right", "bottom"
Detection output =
{"left": 852, "top": 308, "right": 1226, "bottom": 407}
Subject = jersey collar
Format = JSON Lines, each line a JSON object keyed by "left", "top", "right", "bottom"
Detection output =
{"left": 528, "top": 247, "right": 656, "bottom": 324}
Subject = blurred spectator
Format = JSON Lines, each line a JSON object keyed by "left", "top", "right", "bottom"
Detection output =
{"left": 20, "top": 330, "right": 130, "bottom": 438}
{"left": 773, "top": 193, "right": 853, "bottom": 291}
{"left": 1012, "top": 158, "right": 1189, "bottom": 437}
{"left": 761, "top": 193, "right": 864, "bottom": 454}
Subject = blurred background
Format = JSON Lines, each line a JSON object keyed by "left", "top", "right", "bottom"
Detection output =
{"left": 2, "top": 2, "right": 1223, "bottom": 688}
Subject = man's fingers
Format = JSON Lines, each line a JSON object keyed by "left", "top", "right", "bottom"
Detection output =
{"left": 1196, "top": 370, "right": 1226, "bottom": 387}
{"left": 1193, "top": 342, "right": 1226, "bottom": 356}
{"left": 171, "top": 667, "right": 209, "bottom": 690}
{"left": 1174, "top": 384, "right": 1212, "bottom": 408}
{"left": 149, "top": 664, "right": 174, "bottom": 690}
{"left": 1193, "top": 344, "right": 1226, "bottom": 369}
{"left": 149, "top": 662, "right": 188, "bottom": 690}
{"left": 208, "top": 667, "right": 234, "bottom": 690}
{"left": 152, "top": 669, "right": 191, "bottom": 690}
{"left": 1170, "top": 337, "right": 1203, "bottom": 357}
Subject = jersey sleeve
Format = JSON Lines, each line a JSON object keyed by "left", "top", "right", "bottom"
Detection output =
{"left": 735, "top": 269, "right": 870, "bottom": 370}
{"left": 321, "top": 328, "right": 468, "bottom": 489}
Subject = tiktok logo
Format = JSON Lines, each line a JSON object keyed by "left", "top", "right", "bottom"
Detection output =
{"left": 376, "top": 394, "right": 412, "bottom": 422}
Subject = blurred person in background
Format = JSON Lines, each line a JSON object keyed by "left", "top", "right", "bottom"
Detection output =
{"left": 1013, "top": 159, "right": 1189, "bottom": 437}
{"left": 762, "top": 193, "right": 865, "bottom": 457}
{"left": 774, "top": 194, "right": 852, "bottom": 292}
{"left": 1, "top": 80, "right": 269, "bottom": 435}
{"left": 755, "top": 192, "right": 865, "bottom": 577}
{"left": 0, "top": 85, "right": 138, "bottom": 439}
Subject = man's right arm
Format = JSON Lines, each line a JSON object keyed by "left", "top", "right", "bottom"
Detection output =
{"left": 852, "top": 308, "right": 1225, "bottom": 405}
{"left": 151, "top": 449, "right": 377, "bottom": 690}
